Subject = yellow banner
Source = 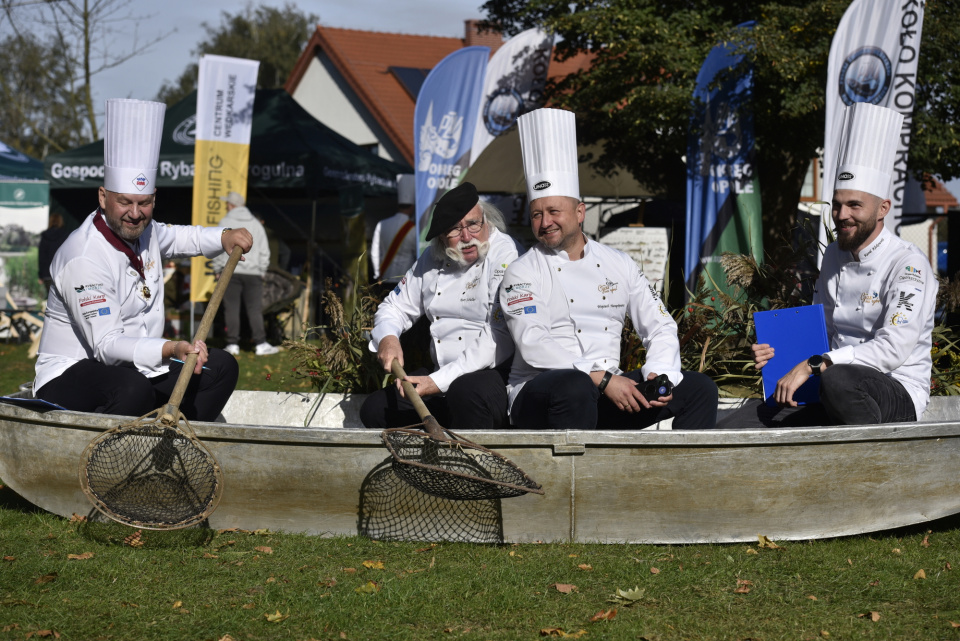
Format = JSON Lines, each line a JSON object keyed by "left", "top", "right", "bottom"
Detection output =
{"left": 189, "top": 139, "right": 251, "bottom": 301}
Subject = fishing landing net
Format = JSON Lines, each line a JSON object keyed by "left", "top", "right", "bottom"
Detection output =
{"left": 382, "top": 423, "right": 544, "bottom": 501}
{"left": 359, "top": 460, "right": 504, "bottom": 543}
{"left": 79, "top": 409, "right": 222, "bottom": 530}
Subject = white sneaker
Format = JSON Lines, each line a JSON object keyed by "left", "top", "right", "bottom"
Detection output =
{"left": 224, "top": 344, "right": 240, "bottom": 356}
{"left": 255, "top": 342, "right": 279, "bottom": 356}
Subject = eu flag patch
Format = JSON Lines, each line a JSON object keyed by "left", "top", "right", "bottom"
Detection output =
{"left": 523, "top": 306, "right": 536, "bottom": 314}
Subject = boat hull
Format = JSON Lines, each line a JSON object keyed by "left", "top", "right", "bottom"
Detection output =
{"left": 2, "top": 391, "right": 959, "bottom": 543}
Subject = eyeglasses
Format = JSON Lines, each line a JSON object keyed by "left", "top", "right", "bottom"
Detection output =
{"left": 444, "top": 219, "right": 484, "bottom": 238}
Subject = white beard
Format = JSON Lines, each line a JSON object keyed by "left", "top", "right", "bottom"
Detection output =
{"left": 445, "top": 238, "right": 490, "bottom": 268}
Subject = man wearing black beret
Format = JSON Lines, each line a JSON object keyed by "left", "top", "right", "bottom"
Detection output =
{"left": 360, "top": 182, "right": 521, "bottom": 431}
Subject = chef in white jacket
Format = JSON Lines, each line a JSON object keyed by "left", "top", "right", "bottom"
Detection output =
{"left": 501, "top": 108, "right": 718, "bottom": 430}
{"left": 750, "top": 103, "right": 937, "bottom": 425}
{"left": 360, "top": 182, "right": 520, "bottom": 431}
{"left": 34, "top": 99, "right": 253, "bottom": 421}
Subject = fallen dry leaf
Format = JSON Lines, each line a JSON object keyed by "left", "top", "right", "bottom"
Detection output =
{"left": 650, "top": 567, "right": 660, "bottom": 575}
{"left": 869, "top": 580, "right": 880, "bottom": 586}
{"left": 67, "top": 552, "right": 94, "bottom": 560}
{"left": 577, "top": 564, "right": 593, "bottom": 571}
{"left": 25, "top": 630, "right": 59, "bottom": 639}
{"left": 820, "top": 631, "right": 830, "bottom": 637}
{"left": 123, "top": 531, "right": 144, "bottom": 548}
{"left": 946, "top": 562, "right": 953, "bottom": 571}
{"left": 757, "top": 535, "right": 782, "bottom": 549}
{"left": 265, "top": 577, "right": 276, "bottom": 584}
{"left": 608, "top": 586, "right": 644, "bottom": 606}
{"left": 2, "top": 624, "right": 20, "bottom": 632}
{"left": 241, "top": 603, "right": 255, "bottom": 610}
{"left": 34, "top": 573, "right": 58, "bottom": 585}
{"left": 589, "top": 608, "right": 617, "bottom": 622}
{"left": 203, "top": 553, "right": 218, "bottom": 559}
{"left": 568, "top": 554, "right": 578, "bottom": 558}
{"left": 69, "top": 513, "right": 87, "bottom": 523}
{"left": 807, "top": 595, "right": 818, "bottom": 601}
{"left": 949, "top": 621, "right": 960, "bottom": 628}
{"left": 551, "top": 583, "right": 578, "bottom": 594}
{"left": 847, "top": 558, "right": 853, "bottom": 566}
{"left": 362, "top": 560, "right": 385, "bottom": 570}
{"left": 892, "top": 548, "right": 901, "bottom": 555}
{"left": 745, "top": 548, "right": 758, "bottom": 555}
{"left": 921, "top": 535, "right": 931, "bottom": 548}
{"left": 415, "top": 544, "right": 436, "bottom": 553}
{"left": 172, "top": 601, "right": 183, "bottom": 609}
{"left": 914, "top": 569, "right": 926, "bottom": 580}
{"left": 3, "top": 556, "right": 14, "bottom": 562}
{"left": 318, "top": 578, "right": 337, "bottom": 588}
{"left": 264, "top": 610, "right": 289, "bottom": 623}
{"left": 255, "top": 546, "right": 273, "bottom": 554}
{"left": 355, "top": 581, "right": 381, "bottom": 595}
{"left": 217, "top": 635, "right": 236, "bottom": 641}
{"left": 539, "top": 628, "right": 587, "bottom": 638}
{"left": 857, "top": 611, "right": 881, "bottom": 622}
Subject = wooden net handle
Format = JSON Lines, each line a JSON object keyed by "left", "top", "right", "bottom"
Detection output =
{"left": 161, "top": 246, "right": 243, "bottom": 424}
{"left": 390, "top": 359, "right": 445, "bottom": 440}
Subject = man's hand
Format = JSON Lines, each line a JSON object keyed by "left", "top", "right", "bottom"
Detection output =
{"left": 774, "top": 360, "right": 813, "bottom": 407}
{"left": 221, "top": 228, "right": 253, "bottom": 262}
{"left": 752, "top": 343, "right": 775, "bottom": 370}
{"left": 376, "top": 335, "right": 403, "bottom": 371}
{"left": 593, "top": 371, "right": 664, "bottom": 412}
{"left": 166, "top": 339, "right": 209, "bottom": 374}
{"left": 396, "top": 374, "right": 440, "bottom": 398}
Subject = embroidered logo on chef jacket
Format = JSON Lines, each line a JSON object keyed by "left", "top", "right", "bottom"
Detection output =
{"left": 647, "top": 285, "right": 662, "bottom": 301}
{"left": 492, "top": 306, "right": 504, "bottom": 322}
{"left": 79, "top": 293, "right": 107, "bottom": 307}
{"left": 898, "top": 266, "right": 923, "bottom": 284}
{"left": 523, "top": 306, "right": 537, "bottom": 314}
{"left": 897, "top": 292, "right": 915, "bottom": 311}
{"left": 598, "top": 279, "right": 618, "bottom": 294}
{"left": 465, "top": 277, "right": 480, "bottom": 290}
{"left": 143, "top": 259, "right": 156, "bottom": 272}
{"left": 393, "top": 276, "right": 407, "bottom": 296}
{"left": 860, "top": 291, "right": 881, "bottom": 305}
{"left": 82, "top": 307, "right": 112, "bottom": 320}
{"left": 890, "top": 312, "right": 909, "bottom": 326}
{"left": 503, "top": 282, "right": 531, "bottom": 294}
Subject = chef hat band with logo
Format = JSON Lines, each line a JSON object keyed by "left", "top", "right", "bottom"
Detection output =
{"left": 834, "top": 102, "right": 904, "bottom": 200}
{"left": 103, "top": 99, "right": 166, "bottom": 194}
{"left": 397, "top": 174, "right": 415, "bottom": 206}
{"left": 518, "top": 108, "right": 580, "bottom": 203}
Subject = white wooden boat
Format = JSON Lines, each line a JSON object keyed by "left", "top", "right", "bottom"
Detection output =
{"left": 1, "top": 390, "right": 959, "bottom": 543}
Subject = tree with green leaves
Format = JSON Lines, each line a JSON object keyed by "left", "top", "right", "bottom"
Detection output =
{"left": 0, "top": 31, "right": 89, "bottom": 158}
{"left": 155, "top": 3, "right": 318, "bottom": 107}
{"left": 480, "top": 0, "right": 960, "bottom": 252}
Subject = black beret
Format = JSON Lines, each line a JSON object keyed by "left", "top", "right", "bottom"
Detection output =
{"left": 425, "top": 182, "right": 480, "bottom": 241}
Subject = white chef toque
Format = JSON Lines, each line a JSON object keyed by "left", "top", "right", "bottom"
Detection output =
{"left": 518, "top": 108, "right": 580, "bottom": 203}
{"left": 397, "top": 174, "right": 415, "bottom": 206}
{"left": 834, "top": 102, "right": 904, "bottom": 200}
{"left": 103, "top": 99, "right": 166, "bottom": 194}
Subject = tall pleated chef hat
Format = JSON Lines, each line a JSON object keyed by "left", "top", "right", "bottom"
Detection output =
{"left": 518, "top": 108, "right": 580, "bottom": 203}
{"left": 397, "top": 174, "right": 415, "bottom": 206}
{"left": 834, "top": 102, "right": 904, "bottom": 200}
{"left": 103, "top": 99, "right": 166, "bottom": 194}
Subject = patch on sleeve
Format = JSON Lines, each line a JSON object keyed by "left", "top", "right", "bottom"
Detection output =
{"left": 82, "top": 306, "right": 111, "bottom": 320}
{"left": 523, "top": 305, "right": 537, "bottom": 314}
{"left": 889, "top": 312, "right": 909, "bottom": 326}
{"left": 392, "top": 276, "right": 407, "bottom": 296}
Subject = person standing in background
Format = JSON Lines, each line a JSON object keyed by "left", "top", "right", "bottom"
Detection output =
{"left": 213, "top": 191, "right": 278, "bottom": 356}
{"left": 370, "top": 174, "right": 418, "bottom": 299}
{"left": 38, "top": 213, "right": 70, "bottom": 294}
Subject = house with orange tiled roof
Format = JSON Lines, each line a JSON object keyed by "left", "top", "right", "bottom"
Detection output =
{"left": 284, "top": 21, "right": 592, "bottom": 169}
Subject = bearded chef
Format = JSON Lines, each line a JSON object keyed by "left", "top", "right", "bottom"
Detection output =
{"left": 500, "top": 108, "right": 718, "bottom": 430}
{"left": 34, "top": 99, "right": 253, "bottom": 421}
{"left": 360, "top": 181, "right": 520, "bottom": 431}
{"left": 749, "top": 102, "right": 938, "bottom": 425}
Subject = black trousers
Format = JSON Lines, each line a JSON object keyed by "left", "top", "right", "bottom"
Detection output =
{"left": 35, "top": 349, "right": 238, "bottom": 422}
{"left": 359, "top": 367, "right": 509, "bottom": 431}
{"left": 511, "top": 369, "right": 719, "bottom": 430}
{"left": 716, "top": 363, "right": 917, "bottom": 428}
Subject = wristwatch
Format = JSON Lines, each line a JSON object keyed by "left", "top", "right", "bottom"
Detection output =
{"left": 597, "top": 371, "right": 613, "bottom": 393}
{"left": 808, "top": 354, "right": 824, "bottom": 376}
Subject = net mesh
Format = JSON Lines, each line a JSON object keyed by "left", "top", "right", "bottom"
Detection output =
{"left": 383, "top": 426, "right": 543, "bottom": 501}
{"left": 359, "top": 460, "right": 503, "bottom": 543}
{"left": 81, "top": 415, "right": 221, "bottom": 529}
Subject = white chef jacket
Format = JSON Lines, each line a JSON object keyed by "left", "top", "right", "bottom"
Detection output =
{"left": 367, "top": 228, "right": 519, "bottom": 393}
{"left": 371, "top": 212, "right": 417, "bottom": 283}
{"left": 500, "top": 237, "right": 683, "bottom": 410}
{"left": 34, "top": 210, "right": 225, "bottom": 392}
{"left": 816, "top": 226, "right": 937, "bottom": 419}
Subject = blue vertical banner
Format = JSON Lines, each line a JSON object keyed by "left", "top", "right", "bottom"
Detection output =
{"left": 413, "top": 46, "right": 489, "bottom": 250}
{"left": 685, "top": 22, "right": 763, "bottom": 299}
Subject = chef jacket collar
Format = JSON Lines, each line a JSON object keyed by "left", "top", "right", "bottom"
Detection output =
{"left": 842, "top": 226, "right": 891, "bottom": 264}
{"left": 547, "top": 233, "right": 591, "bottom": 261}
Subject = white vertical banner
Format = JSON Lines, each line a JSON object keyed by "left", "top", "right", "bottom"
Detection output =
{"left": 818, "top": 0, "right": 924, "bottom": 265}
{"left": 470, "top": 28, "right": 553, "bottom": 165}
{"left": 190, "top": 54, "right": 260, "bottom": 302}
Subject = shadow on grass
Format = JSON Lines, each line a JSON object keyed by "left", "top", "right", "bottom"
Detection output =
{"left": 0, "top": 481, "right": 44, "bottom": 514}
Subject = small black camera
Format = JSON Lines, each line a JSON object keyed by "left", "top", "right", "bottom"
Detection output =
{"left": 642, "top": 374, "right": 673, "bottom": 402}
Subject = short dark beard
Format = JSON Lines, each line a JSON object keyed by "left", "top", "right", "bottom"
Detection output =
{"left": 106, "top": 215, "right": 147, "bottom": 242}
{"left": 836, "top": 214, "right": 878, "bottom": 252}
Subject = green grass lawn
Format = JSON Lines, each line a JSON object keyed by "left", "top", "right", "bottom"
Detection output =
{"left": 2, "top": 342, "right": 960, "bottom": 639}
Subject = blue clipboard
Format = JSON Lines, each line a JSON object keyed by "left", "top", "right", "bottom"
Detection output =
{"left": 753, "top": 304, "right": 830, "bottom": 407}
